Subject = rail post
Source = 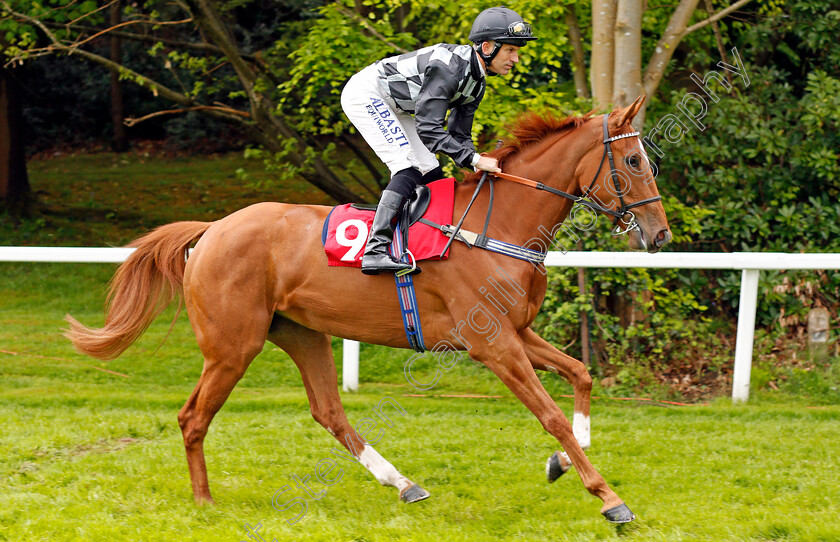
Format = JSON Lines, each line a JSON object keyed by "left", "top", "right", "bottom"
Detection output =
{"left": 732, "top": 269, "right": 760, "bottom": 402}
{"left": 342, "top": 339, "right": 359, "bottom": 392}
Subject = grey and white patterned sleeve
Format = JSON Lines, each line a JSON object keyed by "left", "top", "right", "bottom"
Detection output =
{"left": 414, "top": 61, "right": 479, "bottom": 168}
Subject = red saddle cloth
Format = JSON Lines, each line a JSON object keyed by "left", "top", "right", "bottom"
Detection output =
{"left": 323, "top": 177, "right": 455, "bottom": 268}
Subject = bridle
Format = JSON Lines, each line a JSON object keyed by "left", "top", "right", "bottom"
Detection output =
{"left": 493, "top": 114, "right": 662, "bottom": 237}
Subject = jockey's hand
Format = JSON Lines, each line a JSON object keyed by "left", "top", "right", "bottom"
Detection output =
{"left": 475, "top": 155, "right": 501, "bottom": 173}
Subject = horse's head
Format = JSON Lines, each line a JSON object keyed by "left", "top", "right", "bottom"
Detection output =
{"left": 576, "top": 96, "right": 671, "bottom": 253}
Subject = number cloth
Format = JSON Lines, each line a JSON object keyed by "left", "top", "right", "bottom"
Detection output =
{"left": 322, "top": 178, "right": 456, "bottom": 267}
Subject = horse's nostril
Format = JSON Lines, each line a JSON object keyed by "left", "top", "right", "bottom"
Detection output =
{"left": 654, "top": 229, "right": 671, "bottom": 247}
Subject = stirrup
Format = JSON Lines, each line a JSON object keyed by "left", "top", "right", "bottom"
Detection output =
{"left": 395, "top": 249, "right": 419, "bottom": 277}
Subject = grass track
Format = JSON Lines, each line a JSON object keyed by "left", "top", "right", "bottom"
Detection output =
{"left": 8, "top": 152, "right": 334, "bottom": 247}
{"left": 2, "top": 263, "right": 839, "bottom": 541}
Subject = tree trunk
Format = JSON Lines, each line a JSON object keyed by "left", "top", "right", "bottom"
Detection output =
{"left": 110, "top": 0, "right": 129, "bottom": 152}
{"left": 613, "top": 0, "right": 644, "bottom": 121}
{"left": 565, "top": 6, "right": 590, "bottom": 100}
{"left": 395, "top": 3, "right": 415, "bottom": 35}
{"left": 182, "top": 0, "right": 364, "bottom": 202}
{"left": 641, "top": 0, "right": 701, "bottom": 125}
{"left": 354, "top": 0, "right": 374, "bottom": 18}
{"left": 0, "top": 69, "right": 31, "bottom": 208}
{"left": 590, "top": 0, "right": 616, "bottom": 108}
{"left": 578, "top": 265, "right": 594, "bottom": 374}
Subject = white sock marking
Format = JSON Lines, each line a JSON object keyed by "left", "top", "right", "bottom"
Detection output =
{"left": 358, "top": 444, "right": 412, "bottom": 491}
{"left": 573, "top": 412, "right": 591, "bottom": 450}
{"left": 559, "top": 451, "right": 572, "bottom": 470}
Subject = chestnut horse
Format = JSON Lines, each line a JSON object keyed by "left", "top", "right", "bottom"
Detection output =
{"left": 65, "top": 96, "right": 670, "bottom": 524}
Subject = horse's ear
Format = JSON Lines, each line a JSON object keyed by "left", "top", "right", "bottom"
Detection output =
{"left": 613, "top": 95, "right": 646, "bottom": 127}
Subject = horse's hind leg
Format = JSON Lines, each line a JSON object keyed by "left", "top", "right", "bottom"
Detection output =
{"left": 268, "top": 316, "right": 429, "bottom": 503}
{"left": 519, "top": 328, "right": 594, "bottom": 482}
{"left": 178, "top": 307, "right": 269, "bottom": 504}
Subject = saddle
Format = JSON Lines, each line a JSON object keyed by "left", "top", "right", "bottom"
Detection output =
{"left": 322, "top": 178, "right": 455, "bottom": 268}
{"left": 350, "top": 184, "right": 432, "bottom": 227}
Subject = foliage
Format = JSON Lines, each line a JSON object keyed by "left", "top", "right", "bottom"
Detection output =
{"left": 649, "top": 0, "right": 840, "bottom": 331}
{"left": 1, "top": 151, "right": 332, "bottom": 247}
{"left": 534, "top": 261, "right": 733, "bottom": 400}
{"left": 531, "top": 0, "right": 840, "bottom": 396}
{"left": 5, "top": 0, "right": 592, "bottom": 184}
{"left": 265, "top": 0, "right": 587, "bottom": 182}
{"left": 276, "top": 2, "right": 416, "bottom": 136}
{"left": 18, "top": 40, "right": 242, "bottom": 151}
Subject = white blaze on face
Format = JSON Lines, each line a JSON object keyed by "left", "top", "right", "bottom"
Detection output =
{"left": 573, "top": 412, "right": 591, "bottom": 451}
{"left": 358, "top": 444, "right": 412, "bottom": 491}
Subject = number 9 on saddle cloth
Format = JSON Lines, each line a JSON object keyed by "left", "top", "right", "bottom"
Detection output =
{"left": 322, "top": 178, "right": 456, "bottom": 268}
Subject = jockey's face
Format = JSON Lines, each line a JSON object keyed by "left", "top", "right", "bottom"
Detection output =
{"left": 483, "top": 42, "right": 521, "bottom": 76}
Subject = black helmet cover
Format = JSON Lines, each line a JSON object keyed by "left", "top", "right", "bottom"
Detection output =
{"left": 469, "top": 7, "right": 536, "bottom": 70}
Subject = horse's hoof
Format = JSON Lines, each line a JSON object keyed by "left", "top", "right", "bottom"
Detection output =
{"left": 546, "top": 451, "right": 571, "bottom": 483}
{"left": 400, "top": 484, "right": 430, "bottom": 503}
{"left": 602, "top": 503, "right": 635, "bottom": 524}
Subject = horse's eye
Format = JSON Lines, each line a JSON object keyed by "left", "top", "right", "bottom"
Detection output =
{"left": 626, "top": 155, "right": 640, "bottom": 169}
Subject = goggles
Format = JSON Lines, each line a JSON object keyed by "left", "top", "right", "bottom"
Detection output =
{"left": 507, "top": 21, "right": 533, "bottom": 38}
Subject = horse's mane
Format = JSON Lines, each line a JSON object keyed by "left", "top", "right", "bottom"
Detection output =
{"left": 464, "top": 110, "right": 596, "bottom": 182}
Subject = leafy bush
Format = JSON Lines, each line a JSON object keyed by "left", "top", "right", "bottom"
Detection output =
{"left": 534, "top": 0, "right": 840, "bottom": 398}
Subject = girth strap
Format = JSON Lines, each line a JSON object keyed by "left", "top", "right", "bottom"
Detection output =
{"left": 419, "top": 218, "right": 546, "bottom": 265}
{"left": 390, "top": 222, "right": 425, "bottom": 352}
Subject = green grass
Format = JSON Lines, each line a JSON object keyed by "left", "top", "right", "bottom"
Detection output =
{"left": 2, "top": 262, "right": 840, "bottom": 542}
{"left": 5, "top": 151, "right": 334, "bottom": 246}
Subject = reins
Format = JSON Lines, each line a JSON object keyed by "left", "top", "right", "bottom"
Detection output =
{"left": 431, "top": 112, "right": 663, "bottom": 262}
{"left": 493, "top": 114, "right": 661, "bottom": 237}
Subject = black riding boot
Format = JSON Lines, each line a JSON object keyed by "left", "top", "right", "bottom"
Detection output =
{"left": 361, "top": 190, "right": 413, "bottom": 275}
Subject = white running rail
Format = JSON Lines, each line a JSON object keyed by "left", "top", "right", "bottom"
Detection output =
{"left": 3, "top": 247, "right": 839, "bottom": 402}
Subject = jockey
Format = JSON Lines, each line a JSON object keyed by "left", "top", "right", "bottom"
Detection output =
{"left": 341, "top": 6, "right": 537, "bottom": 275}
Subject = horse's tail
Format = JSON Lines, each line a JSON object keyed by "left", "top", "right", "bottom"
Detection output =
{"left": 65, "top": 221, "right": 213, "bottom": 361}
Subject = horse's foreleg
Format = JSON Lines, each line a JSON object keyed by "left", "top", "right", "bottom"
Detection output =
{"left": 520, "top": 327, "right": 592, "bottom": 452}
{"left": 476, "top": 339, "right": 633, "bottom": 523}
{"left": 268, "top": 318, "right": 429, "bottom": 504}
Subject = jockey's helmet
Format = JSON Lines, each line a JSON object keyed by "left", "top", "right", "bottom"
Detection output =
{"left": 469, "top": 7, "right": 536, "bottom": 66}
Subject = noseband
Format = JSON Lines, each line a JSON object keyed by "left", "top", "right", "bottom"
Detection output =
{"left": 493, "top": 113, "right": 662, "bottom": 237}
